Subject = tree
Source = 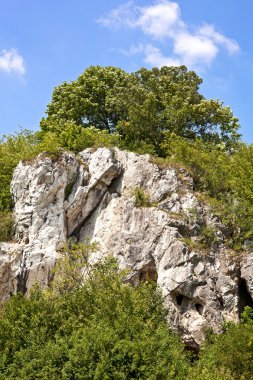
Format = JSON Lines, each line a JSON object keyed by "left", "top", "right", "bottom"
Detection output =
{"left": 40, "top": 65, "right": 130, "bottom": 134}
{"left": 0, "top": 243, "right": 191, "bottom": 379}
{"left": 40, "top": 65, "right": 240, "bottom": 154}
{"left": 193, "top": 313, "right": 253, "bottom": 380}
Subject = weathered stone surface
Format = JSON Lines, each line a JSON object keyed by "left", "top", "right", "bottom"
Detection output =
{"left": 0, "top": 147, "right": 252, "bottom": 347}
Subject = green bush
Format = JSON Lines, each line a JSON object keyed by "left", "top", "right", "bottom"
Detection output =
{"left": 0, "top": 243, "right": 190, "bottom": 379}
{"left": 133, "top": 187, "right": 155, "bottom": 208}
{"left": 0, "top": 211, "right": 13, "bottom": 242}
{"left": 193, "top": 318, "right": 253, "bottom": 379}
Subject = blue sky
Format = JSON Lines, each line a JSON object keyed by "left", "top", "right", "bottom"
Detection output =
{"left": 1, "top": 0, "right": 253, "bottom": 142}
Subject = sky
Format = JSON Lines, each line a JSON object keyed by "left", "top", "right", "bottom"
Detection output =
{"left": 0, "top": 0, "right": 253, "bottom": 142}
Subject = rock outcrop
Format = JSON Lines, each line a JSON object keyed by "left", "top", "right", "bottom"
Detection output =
{"left": 1, "top": 147, "right": 253, "bottom": 348}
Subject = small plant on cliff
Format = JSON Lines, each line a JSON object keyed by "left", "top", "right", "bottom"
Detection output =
{"left": 199, "top": 226, "right": 220, "bottom": 249}
{"left": 0, "top": 211, "right": 13, "bottom": 242}
{"left": 133, "top": 187, "right": 158, "bottom": 208}
{"left": 49, "top": 239, "right": 99, "bottom": 295}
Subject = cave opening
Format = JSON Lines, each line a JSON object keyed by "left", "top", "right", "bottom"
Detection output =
{"left": 138, "top": 262, "right": 158, "bottom": 283}
{"left": 238, "top": 277, "right": 253, "bottom": 316}
{"left": 176, "top": 294, "right": 184, "bottom": 306}
{"left": 16, "top": 269, "right": 28, "bottom": 294}
{"left": 195, "top": 303, "right": 204, "bottom": 315}
{"left": 184, "top": 345, "right": 199, "bottom": 361}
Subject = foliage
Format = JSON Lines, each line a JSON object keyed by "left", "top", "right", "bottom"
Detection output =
{"left": 0, "top": 243, "right": 190, "bottom": 379}
{"left": 241, "top": 305, "right": 253, "bottom": 324}
{"left": 162, "top": 133, "right": 233, "bottom": 196}
{"left": 0, "top": 211, "right": 13, "bottom": 242}
{"left": 198, "top": 226, "right": 220, "bottom": 249}
{"left": 0, "top": 130, "right": 38, "bottom": 211}
{"left": 40, "top": 65, "right": 240, "bottom": 154}
{"left": 161, "top": 133, "right": 253, "bottom": 248}
{"left": 56, "top": 124, "right": 122, "bottom": 153}
{"left": 50, "top": 239, "right": 99, "bottom": 295}
{"left": 133, "top": 187, "right": 156, "bottom": 208}
{"left": 193, "top": 313, "right": 253, "bottom": 380}
{"left": 40, "top": 66, "right": 130, "bottom": 134}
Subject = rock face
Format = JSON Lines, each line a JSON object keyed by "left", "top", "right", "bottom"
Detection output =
{"left": 1, "top": 147, "right": 253, "bottom": 347}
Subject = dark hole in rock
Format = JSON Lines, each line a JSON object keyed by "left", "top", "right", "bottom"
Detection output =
{"left": 108, "top": 176, "right": 122, "bottom": 195}
{"left": 238, "top": 278, "right": 253, "bottom": 316}
{"left": 195, "top": 303, "right": 204, "bottom": 315}
{"left": 217, "top": 295, "right": 224, "bottom": 308}
{"left": 176, "top": 294, "right": 184, "bottom": 306}
{"left": 17, "top": 269, "right": 28, "bottom": 294}
{"left": 139, "top": 262, "right": 158, "bottom": 283}
{"left": 184, "top": 345, "right": 199, "bottom": 361}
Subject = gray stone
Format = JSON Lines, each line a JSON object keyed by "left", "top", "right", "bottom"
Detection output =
{"left": 0, "top": 147, "right": 252, "bottom": 347}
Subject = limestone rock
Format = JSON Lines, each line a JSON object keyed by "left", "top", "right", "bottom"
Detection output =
{"left": 0, "top": 147, "right": 252, "bottom": 348}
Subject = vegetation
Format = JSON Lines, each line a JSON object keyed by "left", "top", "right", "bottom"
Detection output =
{"left": 1, "top": 64, "right": 253, "bottom": 377}
{"left": 0, "top": 241, "right": 253, "bottom": 378}
{"left": 0, "top": 65, "right": 245, "bottom": 245}
{"left": 0, "top": 242, "right": 191, "bottom": 379}
{"left": 192, "top": 307, "right": 253, "bottom": 379}
{"left": 161, "top": 134, "right": 253, "bottom": 247}
{"left": 133, "top": 187, "right": 157, "bottom": 208}
{"left": 40, "top": 65, "right": 240, "bottom": 155}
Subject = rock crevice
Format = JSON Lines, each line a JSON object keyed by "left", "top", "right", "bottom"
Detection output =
{"left": 0, "top": 147, "right": 253, "bottom": 347}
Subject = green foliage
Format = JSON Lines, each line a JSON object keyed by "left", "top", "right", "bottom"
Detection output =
{"left": 55, "top": 123, "right": 122, "bottom": 153}
{"left": 133, "top": 187, "right": 156, "bottom": 208}
{"left": 162, "top": 133, "right": 233, "bottom": 196}
{"left": 0, "top": 243, "right": 190, "bottom": 379}
{"left": 50, "top": 239, "right": 99, "bottom": 295}
{"left": 199, "top": 226, "right": 220, "bottom": 249}
{"left": 40, "top": 66, "right": 130, "bottom": 134}
{"left": 0, "top": 211, "right": 13, "bottom": 242}
{"left": 182, "top": 225, "right": 219, "bottom": 252}
{"left": 241, "top": 306, "right": 253, "bottom": 324}
{"left": 162, "top": 133, "right": 253, "bottom": 248}
{"left": 2, "top": 242, "right": 253, "bottom": 379}
{"left": 0, "top": 130, "right": 38, "bottom": 211}
{"left": 193, "top": 315, "right": 253, "bottom": 379}
{"left": 40, "top": 65, "right": 240, "bottom": 155}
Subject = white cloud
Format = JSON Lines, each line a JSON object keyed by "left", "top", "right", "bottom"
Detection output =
{"left": 0, "top": 49, "right": 25, "bottom": 76}
{"left": 173, "top": 33, "right": 218, "bottom": 66}
{"left": 136, "top": 1, "right": 184, "bottom": 39}
{"left": 97, "top": 1, "right": 137, "bottom": 29}
{"left": 198, "top": 24, "right": 240, "bottom": 54}
{"left": 143, "top": 44, "right": 181, "bottom": 67}
{"left": 98, "top": 0, "right": 240, "bottom": 69}
{"left": 119, "top": 43, "right": 145, "bottom": 56}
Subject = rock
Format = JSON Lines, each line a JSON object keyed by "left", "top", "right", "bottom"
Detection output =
{"left": 0, "top": 147, "right": 252, "bottom": 347}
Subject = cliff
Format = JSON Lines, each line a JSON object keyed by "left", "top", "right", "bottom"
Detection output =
{"left": 1, "top": 147, "right": 253, "bottom": 348}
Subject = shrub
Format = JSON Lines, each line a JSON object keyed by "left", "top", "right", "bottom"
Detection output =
{"left": 0, "top": 211, "right": 13, "bottom": 242}
{"left": 133, "top": 187, "right": 155, "bottom": 208}
{"left": 0, "top": 243, "right": 191, "bottom": 379}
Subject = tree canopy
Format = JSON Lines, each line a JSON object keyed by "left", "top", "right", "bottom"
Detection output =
{"left": 40, "top": 65, "right": 240, "bottom": 154}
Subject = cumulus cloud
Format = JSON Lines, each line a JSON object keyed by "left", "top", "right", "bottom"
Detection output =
{"left": 198, "top": 24, "right": 239, "bottom": 54}
{"left": 98, "top": 0, "right": 240, "bottom": 69}
{"left": 97, "top": 1, "right": 138, "bottom": 29}
{"left": 142, "top": 44, "right": 181, "bottom": 67}
{"left": 173, "top": 33, "right": 219, "bottom": 66}
{"left": 136, "top": 1, "right": 184, "bottom": 39}
{"left": 0, "top": 49, "right": 25, "bottom": 76}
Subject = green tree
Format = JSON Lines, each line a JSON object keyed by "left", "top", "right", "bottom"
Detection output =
{"left": 40, "top": 65, "right": 240, "bottom": 155}
{"left": 40, "top": 65, "right": 130, "bottom": 135}
{"left": 193, "top": 314, "right": 253, "bottom": 380}
{"left": 0, "top": 243, "right": 190, "bottom": 379}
